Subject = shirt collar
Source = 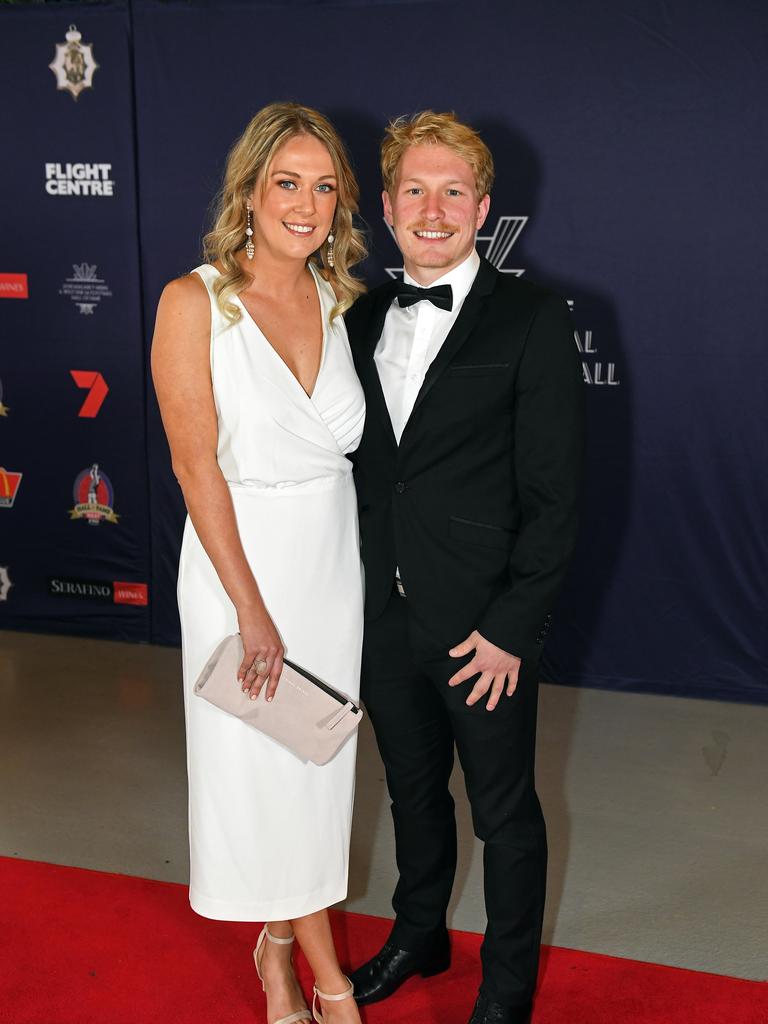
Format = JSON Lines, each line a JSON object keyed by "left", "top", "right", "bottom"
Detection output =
{"left": 402, "top": 249, "right": 480, "bottom": 309}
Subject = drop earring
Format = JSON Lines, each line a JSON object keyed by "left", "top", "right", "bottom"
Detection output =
{"left": 245, "top": 205, "right": 255, "bottom": 260}
{"left": 326, "top": 230, "right": 335, "bottom": 270}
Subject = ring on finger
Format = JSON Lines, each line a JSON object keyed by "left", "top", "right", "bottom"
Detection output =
{"left": 252, "top": 658, "right": 268, "bottom": 676}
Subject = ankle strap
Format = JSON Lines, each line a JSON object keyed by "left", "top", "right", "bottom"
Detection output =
{"left": 313, "top": 977, "right": 354, "bottom": 1001}
{"left": 265, "top": 926, "right": 295, "bottom": 945}
{"left": 312, "top": 978, "right": 354, "bottom": 1024}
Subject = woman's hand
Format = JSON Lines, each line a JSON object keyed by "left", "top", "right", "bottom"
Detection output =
{"left": 237, "top": 603, "right": 285, "bottom": 702}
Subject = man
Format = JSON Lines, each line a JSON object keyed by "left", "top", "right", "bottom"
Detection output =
{"left": 346, "top": 111, "right": 584, "bottom": 1024}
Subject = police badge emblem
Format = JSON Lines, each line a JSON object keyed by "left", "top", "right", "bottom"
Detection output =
{"left": 49, "top": 24, "right": 99, "bottom": 101}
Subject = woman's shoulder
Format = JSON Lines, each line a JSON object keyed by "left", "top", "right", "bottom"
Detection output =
{"left": 160, "top": 269, "right": 212, "bottom": 313}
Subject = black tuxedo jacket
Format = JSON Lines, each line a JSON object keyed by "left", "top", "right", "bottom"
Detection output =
{"left": 346, "top": 257, "right": 584, "bottom": 662}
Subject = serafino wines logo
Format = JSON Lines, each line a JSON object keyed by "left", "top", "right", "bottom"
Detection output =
{"left": 70, "top": 370, "right": 109, "bottom": 417}
{"left": 384, "top": 215, "right": 528, "bottom": 280}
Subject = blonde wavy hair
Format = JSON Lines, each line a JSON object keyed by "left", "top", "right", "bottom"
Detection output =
{"left": 381, "top": 111, "right": 495, "bottom": 199}
{"left": 203, "top": 102, "right": 366, "bottom": 322}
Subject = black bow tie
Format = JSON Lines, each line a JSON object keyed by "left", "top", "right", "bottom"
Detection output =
{"left": 395, "top": 282, "right": 453, "bottom": 312}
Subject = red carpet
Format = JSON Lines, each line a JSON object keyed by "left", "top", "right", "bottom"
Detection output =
{"left": 0, "top": 857, "right": 765, "bottom": 1024}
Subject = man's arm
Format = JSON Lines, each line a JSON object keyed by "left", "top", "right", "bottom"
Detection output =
{"left": 448, "top": 292, "right": 584, "bottom": 707}
{"left": 480, "top": 291, "right": 584, "bottom": 659}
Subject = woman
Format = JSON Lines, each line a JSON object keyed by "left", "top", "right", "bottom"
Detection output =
{"left": 152, "top": 103, "right": 366, "bottom": 1024}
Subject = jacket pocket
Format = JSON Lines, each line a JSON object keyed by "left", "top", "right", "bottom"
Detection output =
{"left": 447, "top": 362, "right": 510, "bottom": 377}
{"left": 449, "top": 515, "right": 516, "bottom": 551}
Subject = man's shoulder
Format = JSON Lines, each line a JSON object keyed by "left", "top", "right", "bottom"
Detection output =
{"left": 344, "top": 278, "right": 394, "bottom": 340}
{"left": 486, "top": 263, "right": 563, "bottom": 313}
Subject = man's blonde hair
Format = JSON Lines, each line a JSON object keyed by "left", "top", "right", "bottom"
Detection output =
{"left": 381, "top": 111, "right": 495, "bottom": 199}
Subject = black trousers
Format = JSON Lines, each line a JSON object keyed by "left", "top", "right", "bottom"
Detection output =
{"left": 361, "top": 588, "right": 547, "bottom": 1009}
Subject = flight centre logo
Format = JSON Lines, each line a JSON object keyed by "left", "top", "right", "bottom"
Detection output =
{"left": 49, "top": 24, "right": 99, "bottom": 100}
{"left": 0, "top": 468, "right": 22, "bottom": 508}
{"left": 46, "top": 163, "right": 115, "bottom": 197}
{"left": 69, "top": 464, "right": 118, "bottom": 525}
{"left": 385, "top": 215, "right": 528, "bottom": 279}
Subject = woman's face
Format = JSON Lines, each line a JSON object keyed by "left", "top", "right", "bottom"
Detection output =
{"left": 248, "top": 134, "right": 338, "bottom": 264}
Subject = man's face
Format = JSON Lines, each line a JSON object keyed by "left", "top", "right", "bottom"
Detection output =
{"left": 383, "top": 143, "right": 490, "bottom": 285}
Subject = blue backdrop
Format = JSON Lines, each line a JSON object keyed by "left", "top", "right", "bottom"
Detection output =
{"left": 1, "top": 0, "right": 766, "bottom": 704}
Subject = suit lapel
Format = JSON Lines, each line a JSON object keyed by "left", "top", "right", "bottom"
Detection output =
{"left": 357, "top": 283, "right": 398, "bottom": 449}
{"left": 400, "top": 258, "right": 497, "bottom": 442}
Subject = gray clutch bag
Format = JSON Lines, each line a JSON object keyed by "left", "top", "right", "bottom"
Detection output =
{"left": 193, "top": 634, "right": 362, "bottom": 765}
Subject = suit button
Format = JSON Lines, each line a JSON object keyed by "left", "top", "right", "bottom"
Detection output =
{"left": 394, "top": 481, "right": 407, "bottom": 494}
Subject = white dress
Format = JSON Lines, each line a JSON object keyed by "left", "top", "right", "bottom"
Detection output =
{"left": 178, "top": 263, "right": 365, "bottom": 922}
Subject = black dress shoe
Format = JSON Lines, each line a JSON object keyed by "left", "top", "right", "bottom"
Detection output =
{"left": 467, "top": 993, "right": 533, "bottom": 1024}
{"left": 349, "top": 933, "right": 451, "bottom": 1006}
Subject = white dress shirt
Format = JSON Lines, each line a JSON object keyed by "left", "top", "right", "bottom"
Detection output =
{"left": 375, "top": 249, "right": 481, "bottom": 443}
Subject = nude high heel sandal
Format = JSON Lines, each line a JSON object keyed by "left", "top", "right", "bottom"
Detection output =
{"left": 311, "top": 977, "right": 355, "bottom": 1023}
{"left": 253, "top": 925, "right": 312, "bottom": 1024}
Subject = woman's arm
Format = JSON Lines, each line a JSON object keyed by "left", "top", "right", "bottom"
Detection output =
{"left": 151, "top": 274, "right": 284, "bottom": 699}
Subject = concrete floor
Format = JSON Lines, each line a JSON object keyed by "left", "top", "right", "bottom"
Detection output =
{"left": 0, "top": 630, "right": 766, "bottom": 981}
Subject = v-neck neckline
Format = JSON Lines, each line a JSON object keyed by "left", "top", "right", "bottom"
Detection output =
{"left": 220, "top": 262, "right": 329, "bottom": 402}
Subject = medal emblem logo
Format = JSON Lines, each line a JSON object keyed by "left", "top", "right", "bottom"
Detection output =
{"left": 69, "top": 464, "right": 119, "bottom": 525}
{"left": 49, "top": 24, "right": 99, "bottom": 101}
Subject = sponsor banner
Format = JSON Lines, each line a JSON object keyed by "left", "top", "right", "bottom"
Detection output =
{"left": 69, "top": 464, "right": 118, "bottom": 525}
{"left": 45, "top": 163, "right": 115, "bottom": 197}
{"left": 48, "top": 577, "right": 149, "bottom": 606}
{"left": 0, "top": 567, "right": 12, "bottom": 602}
{"left": 0, "top": 273, "right": 28, "bottom": 299}
{"left": 70, "top": 370, "right": 109, "bottom": 417}
{"left": 49, "top": 24, "right": 99, "bottom": 101}
{"left": 0, "top": 468, "right": 22, "bottom": 508}
{"left": 60, "top": 264, "right": 113, "bottom": 315}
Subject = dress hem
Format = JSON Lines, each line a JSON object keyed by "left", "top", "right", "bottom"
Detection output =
{"left": 189, "top": 880, "right": 348, "bottom": 922}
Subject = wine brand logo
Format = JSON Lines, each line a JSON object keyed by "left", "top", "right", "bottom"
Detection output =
{"left": 0, "top": 468, "right": 22, "bottom": 508}
{"left": 49, "top": 24, "right": 99, "bottom": 100}
{"left": 69, "top": 464, "right": 118, "bottom": 525}
{"left": 0, "top": 567, "right": 12, "bottom": 602}
{"left": 0, "top": 273, "right": 29, "bottom": 299}
{"left": 45, "top": 164, "right": 115, "bottom": 197}
{"left": 113, "top": 582, "right": 148, "bottom": 606}
{"left": 70, "top": 370, "right": 109, "bottom": 417}
{"left": 385, "top": 214, "right": 529, "bottom": 279}
{"left": 0, "top": 378, "right": 8, "bottom": 417}
{"left": 60, "top": 263, "right": 112, "bottom": 314}
{"left": 47, "top": 577, "right": 148, "bottom": 605}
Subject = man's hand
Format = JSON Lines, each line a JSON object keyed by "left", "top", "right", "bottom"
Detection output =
{"left": 448, "top": 630, "right": 522, "bottom": 710}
